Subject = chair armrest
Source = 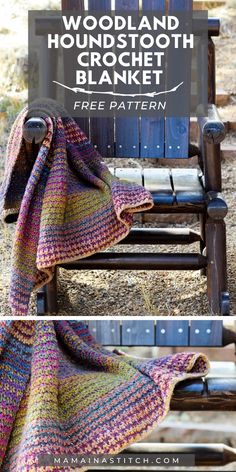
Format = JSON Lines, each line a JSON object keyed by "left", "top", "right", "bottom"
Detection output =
{"left": 198, "top": 104, "right": 226, "bottom": 145}
{"left": 23, "top": 117, "right": 47, "bottom": 144}
{"left": 206, "top": 191, "right": 228, "bottom": 219}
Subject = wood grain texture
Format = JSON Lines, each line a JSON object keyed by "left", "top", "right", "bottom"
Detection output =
{"left": 115, "top": 0, "right": 140, "bottom": 158}
{"left": 88, "top": 0, "right": 115, "bottom": 156}
{"left": 143, "top": 168, "right": 174, "bottom": 205}
{"left": 83, "top": 322, "right": 225, "bottom": 347}
{"left": 61, "top": 0, "right": 89, "bottom": 136}
{"left": 88, "top": 320, "right": 121, "bottom": 345}
{"left": 156, "top": 320, "right": 189, "bottom": 346}
{"left": 190, "top": 321, "right": 223, "bottom": 346}
{"left": 165, "top": 0, "right": 192, "bottom": 158}
{"left": 122, "top": 321, "right": 155, "bottom": 345}
{"left": 206, "top": 220, "right": 227, "bottom": 314}
{"left": 208, "top": 37, "right": 216, "bottom": 104}
{"left": 115, "top": 167, "right": 143, "bottom": 185}
{"left": 171, "top": 168, "right": 204, "bottom": 204}
{"left": 140, "top": 0, "right": 165, "bottom": 158}
{"left": 172, "top": 375, "right": 236, "bottom": 411}
{"left": 115, "top": 0, "right": 138, "bottom": 9}
{"left": 140, "top": 118, "right": 165, "bottom": 158}
{"left": 165, "top": 118, "right": 189, "bottom": 158}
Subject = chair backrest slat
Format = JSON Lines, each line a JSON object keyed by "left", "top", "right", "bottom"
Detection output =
{"left": 85, "top": 321, "right": 223, "bottom": 347}
{"left": 190, "top": 321, "right": 223, "bottom": 347}
{"left": 62, "top": 0, "right": 90, "bottom": 136}
{"left": 88, "top": 0, "right": 115, "bottom": 156}
{"left": 140, "top": 0, "right": 165, "bottom": 159}
{"left": 88, "top": 320, "right": 121, "bottom": 345}
{"left": 60, "top": 0, "right": 195, "bottom": 158}
{"left": 156, "top": 320, "right": 189, "bottom": 346}
{"left": 122, "top": 320, "right": 155, "bottom": 346}
{"left": 115, "top": 0, "right": 140, "bottom": 158}
{"left": 116, "top": 0, "right": 139, "bottom": 10}
{"left": 165, "top": 0, "right": 192, "bottom": 158}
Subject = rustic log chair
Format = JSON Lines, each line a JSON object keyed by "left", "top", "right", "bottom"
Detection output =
{"left": 22, "top": 0, "right": 229, "bottom": 315}
{"left": 85, "top": 319, "right": 236, "bottom": 468}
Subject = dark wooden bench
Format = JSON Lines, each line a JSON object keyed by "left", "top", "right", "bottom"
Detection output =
{"left": 22, "top": 0, "right": 229, "bottom": 315}
{"left": 85, "top": 320, "right": 236, "bottom": 468}
{"left": 86, "top": 320, "right": 236, "bottom": 413}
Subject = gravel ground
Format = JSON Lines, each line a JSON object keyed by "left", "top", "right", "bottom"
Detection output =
{"left": 0, "top": 2, "right": 236, "bottom": 316}
{"left": 0, "top": 155, "right": 235, "bottom": 316}
{"left": 0, "top": 2, "right": 236, "bottom": 469}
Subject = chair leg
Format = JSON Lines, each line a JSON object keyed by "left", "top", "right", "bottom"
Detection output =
{"left": 37, "top": 267, "right": 59, "bottom": 315}
{"left": 199, "top": 214, "right": 206, "bottom": 276}
{"left": 206, "top": 218, "right": 229, "bottom": 315}
{"left": 37, "top": 286, "right": 47, "bottom": 315}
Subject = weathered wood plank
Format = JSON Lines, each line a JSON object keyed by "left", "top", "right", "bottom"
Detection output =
{"left": 88, "top": 320, "right": 121, "bottom": 345}
{"left": 171, "top": 168, "right": 204, "bottom": 204}
{"left": 86, "top": 322, "right": 225, "bottom": 348}
{"left": 62, "top": 0, "right": 90, "bottom": 136}
{"left": 122, "top": 321, "right": 155, "bottom": 345}
{"left": 115, "top": 167, "right": 143, "bottom": 185}
{"left": 143, "top": 168, "right": 174, "bottom": 205}
{"left": 208, "top": 37, "right": 216, "bottom": 105}
{"left": 156, "top": 321, "right": 189, "bottom": 346}
{"left": 140, "top": 0, "right": 165, "bottom": 158}
{"left": 165, "top": 118, "right": 190, "bottom": 158}
{"left": 165, "top": 0, "right": 192, "bottom": 158}
{"left": 115, "top": 0, "right": 140, "bottom": 158}
{"left": 206, "top": 377, "right": 236, "bottom": 399}
{"left": 140, "top": 118, "right": 165, "bottom": 159}
{"left": 88, "top": 0, "right": 115, "bottom": 157}
{"left": 171, "top": 378, "right": 236, "bottom": 411}
{"left": 190, "top": 321, "right": 223, "bottom": 346}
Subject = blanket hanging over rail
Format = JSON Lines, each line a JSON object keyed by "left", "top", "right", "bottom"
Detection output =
{"left": 0, "top": 100, "right": 153, "bottom": 315}
{"left": 0, "top": 320, "right": 209, "bottom": 471}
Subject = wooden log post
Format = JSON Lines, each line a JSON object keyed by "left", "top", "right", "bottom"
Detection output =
{"left": 23, "top": 117, "right": 59, "bottom": 315}
{"left": 208, "top": 37, "right": 216, "bottom": 105}
{"left": 45, "top": 268, "right": 58, "bottom": 314}
{"left": 198, "top": 104, "right": 228, "bottom": 314}
{"left": 205, "top": 192, "right": 228, "bottom": 314}
{"left": 206, "top": 218, "right": 228, "bottom": 315}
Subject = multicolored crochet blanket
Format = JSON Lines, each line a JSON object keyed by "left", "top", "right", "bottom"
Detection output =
{"left": 0, "top": 101, "right": 153, "bottom": 315}
{"left": 0, "top": 321, "right": 209, "bottom": 471}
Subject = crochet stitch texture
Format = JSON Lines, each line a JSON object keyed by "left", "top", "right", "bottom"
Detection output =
{"left": 0, "top": 100, "right": 153, "bottom": 315}
{"left": 0, "top": 321, "right": 209, "bottom": 471}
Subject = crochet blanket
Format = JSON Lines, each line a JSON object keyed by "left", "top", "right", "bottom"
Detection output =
{"left": 0, "top": 321, "right": 209, "bottom": 471}
{"left": 0, "top": 100, "right": 153, "bottom": 315}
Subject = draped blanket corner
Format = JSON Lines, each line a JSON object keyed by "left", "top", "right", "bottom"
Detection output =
{"left": 0, "top": 100, "right": 153, "bottom": 315}
{"left": 0, "top": 321, "right": 209, "bottom": 471}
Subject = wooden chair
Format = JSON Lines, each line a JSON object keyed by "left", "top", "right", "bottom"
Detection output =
{"left": 85, "top": 319, "right": 236, "bottom": 468}
{"left": 22, "top": 0, "right": 229, "bottom": 315}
